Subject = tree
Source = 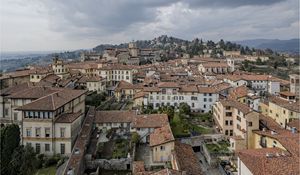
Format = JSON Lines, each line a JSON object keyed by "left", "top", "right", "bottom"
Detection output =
{"left": 159, "top": 106, "right": 174, "bottom": 118}
{"left": 131, "top": 132, "right": 140, "bottom": 144}
{"left": 1, "top": 124, "right": 21, "bottom": 175}
{"left": 256, "top": 57, "right": 263, "bottom": 65}
{"left": 179, "top": 103, "right": 191, "bottom": 115}
{"left": 20, "top": 145, "right": 38, "bottom": 175}
{"left": 9, "top": 146, "right": 24, "bottom": 175}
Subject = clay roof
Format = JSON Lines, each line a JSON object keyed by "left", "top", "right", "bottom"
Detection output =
{"left": 259, "top": 114, "right": 282, "bottom": 131}
{"left": 158, "top": 82, "right": 180, "bottom": 88}
{"left": 143, "top": 87, "right": 160, "bottom": 92}
{"left": 268, "top": 96, "right": 300, "bottom": 113}
{"left": 287, "top": 119, "right": 300, "bottom": 131}
{"left": 100, "top": 64, "right": 134, "bottom": 70}
{"left": 150, "top": 169, "right": 182, "bottom": 175}
{"left": 244, "top": 105, "right": 300, "bottom": 175}
{"left": 63, "top": 107, "right": 95, "bottom": 175}
{"left": 66, "top": 62, "right": 98, "bottom": 69}
{"left": 238, "top": 147, "right": 299, "bottom": 175}
{"left": 94, "top": 110, "right": 136, "bottom": 123}
{"left": 40, "top": 74, "right": 61, "bottom": 84}
{"left": 0, "top": 69, "right": 33, "bottom": 80}
{"left": 200, "top": 62, "right": 229, "bottom": 68}
{"left": 229, "top": 85, "right": 249, "bottom": 99}
{"left": 86, "top": 75, "right": 103, "bottom": 82}
{"left": 212, "top": 82, "right": 232, "bottom": 92}
{"left": 55, "top": 112, "right": 82, "bottom": 123}
{"left": 279, "top": 91, "right": 296, "bottom": 97}
{"left": 7, "top": 86, "right": 60, "bottom": 99}
{"left": 133, "top": 91, "right": 149, "bottom": 99}
{"left": 172, "top": 141, "right": 203, "bottom": 175}
{"left": 0, "top": 82, "right": 34, "bottom": 96}
{"left": 132, "top": 114, "right": 168, "bottom": 128}
{"left": 179, "top": 85, "right": 198, "bottom": 92}
{"left": 115, "top": 80, "right": 136, "bottom": 91}
{"left": 197, "top": 86, "right": 217, "bottom": 93}
{"left": 132, "top": 161, "right": 146, "bottom": 174}
{"left": 219, "top": 99, "right": 252, "bottom": 114}
{"left": 16, "top": 89, "right": 86, "bottom": 111}
{"left": 150, "top": 124, "right": 174, "bottom": 147}
{"left": 77, "top": 76, "right": 89, "bottom": 83}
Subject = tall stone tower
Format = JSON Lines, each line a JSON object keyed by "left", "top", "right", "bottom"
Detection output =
{"left": 52, "top": 55, "right": 69, "bottom": 79}
{"left": 128, "top": 42, "right": 139, "bottom": 57}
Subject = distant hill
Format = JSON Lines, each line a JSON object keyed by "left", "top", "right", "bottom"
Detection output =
{"left": 235, "top": 39, "right": 299, "bottom": 53}
{"left": 93, "top": 35, "right": 189, "bottom": 53}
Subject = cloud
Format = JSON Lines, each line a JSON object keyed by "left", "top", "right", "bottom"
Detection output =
{"left": 0, "top": 0, "right": 298, "bottom": 51}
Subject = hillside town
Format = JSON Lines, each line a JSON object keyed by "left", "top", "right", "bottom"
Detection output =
{"left": 0, "top": 40, "right": 299, "bottom": 175}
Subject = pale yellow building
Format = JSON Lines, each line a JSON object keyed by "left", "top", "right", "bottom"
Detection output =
{"left": 17, "top": 89, "right": 86, "bottom": 155}
{"left": 263, "top": 95, "right": 300, "bottom": 128}
{"left": 114, "top": 81, "right": 143, "bottom": 101}
{"left": 52, "top": 57, "right": 70, "bottom": 79}
{"left": 150, "top": 124, "right": 175, "bottom": 163}
{"left": 213, "top": 100, "right": 259, "bottom": 151}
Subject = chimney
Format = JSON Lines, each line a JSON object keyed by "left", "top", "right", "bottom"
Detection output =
{"left": 291, "top": 127, "right": 297, "bottom": 134}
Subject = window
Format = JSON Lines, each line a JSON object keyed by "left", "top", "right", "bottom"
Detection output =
{"left": 237, "top": 116, "right": 241, "bottom": 122}
{"left": 36, "top": 143, "right": 41, "bottom": 154}
{"left": 225, "top": 120, "right": 229, "bottom": 125}
{"left": 209, "top": 98, "right": 212, "bottom": 102}
{"left": 4, "top": 108, "right": 8, "bottom": 116}
{"left": 248, "top": 122, "right": 253, "bottom": 127}
{"left": 26, "top": 128, "right": 31, "bottom": 137}
{"left": 225, "top": 130, "right": 229, "bottom": 135}
{"left": 160, "top": 146, "right": 165, "bottom": 151}
{"left": 191, "top": 96, "right": 197, "bottom": 100}
{"left": 226, "top": 112, "right": 232, "bottom": 117}
{"left": 204, "top": 98, "right": 207, "bottom": 102}
{"left": 230, "top": 130, "right": 233, "bottom": 136}
{"left": 26, "top": 142, "right": 32, "bottom": 147}
{"left": 45, "top": 144, "right": 50, "bottom": 152}
{"left": 230, "top": 120, "right": 233, "bottom": 125}
{"left": 35, "top": 128, "right": 41, "bottom": 137}
{"left": 204, "top": 93, "right": 207, "bottom": 96}
{"left": 192, "top": 103, "right": 195, "bottom": 107}
{"left": 60, "top": 144, "right": 65, "bottom": 154}
{"left": 45, "top": 128, "right": 50, "bottom": 137}
{"left": 60, "top": 128, "right": 65, "bottom": 138}
{"left": 14, "top": 112, "right": 18, "bottom": 121}
{"left": 209, "top": 93, "right": 212, "bottom": 96}
{"left": 203, "top": 104, "right": 206, "bottom": 108}
{"left": 225, "top": 106, "right": 231, "bottom": 110}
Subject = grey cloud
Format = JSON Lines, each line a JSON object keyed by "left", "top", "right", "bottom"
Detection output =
{"left": 183, "top": 0, "right": 286, "bottom": 8}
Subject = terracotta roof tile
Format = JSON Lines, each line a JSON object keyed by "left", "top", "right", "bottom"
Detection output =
{"left": 172, "top": 141, "right": 203, "bottom": 175}
{"left": 16, "top": 89, "right": 86, "bottom": 111}
{"left": 55, "top": 112, "right": 82, "bottom": 123}
{"left": 132, "top": 114, "right": 168, "bottom": 128}
{"left": 150, "top": 124, "right": 174, "bottom": 147}
{"left": 94, "top": 110, "right": 136, "bottom": 123}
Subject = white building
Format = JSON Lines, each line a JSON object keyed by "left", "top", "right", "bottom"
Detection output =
{"left": 144, "top": 82, "right": 219, "bottom": 113}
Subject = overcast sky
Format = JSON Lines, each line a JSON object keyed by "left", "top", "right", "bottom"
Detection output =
{"left": 0, "top": 0, "right": 299, "bottom": 52}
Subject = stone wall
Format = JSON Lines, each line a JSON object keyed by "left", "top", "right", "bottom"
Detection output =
{"left": 86, "top": 158, "right": 132, "bottom": 170}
